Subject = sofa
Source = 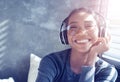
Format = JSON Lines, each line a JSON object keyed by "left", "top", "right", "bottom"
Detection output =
{"left": 0, "top": 53, "right": 41, "bottom": 82}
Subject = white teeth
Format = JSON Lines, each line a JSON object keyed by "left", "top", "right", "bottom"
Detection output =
{"left": 75, "top": 39, "right": 89, "bottom": 43}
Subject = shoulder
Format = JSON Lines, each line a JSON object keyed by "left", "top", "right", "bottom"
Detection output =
{"left": 96, "top": 58, "right": 116, "bottom": 69}
{"left": 44, "top": 48, "right": 71, "bottom": 60}
{"left": 96, "top": 58, "right": 117, "bottom": 72}
{"left": 41, "top": 48, "right": 71, "bottom": 66}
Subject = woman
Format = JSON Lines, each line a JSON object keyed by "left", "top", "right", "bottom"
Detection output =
{"left": 36, "top": 7, "right": 118, "bottom": 82}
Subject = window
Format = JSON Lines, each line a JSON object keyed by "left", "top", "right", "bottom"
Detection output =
{"left": 103, "top": 0, "right": 120, "bottom": 61}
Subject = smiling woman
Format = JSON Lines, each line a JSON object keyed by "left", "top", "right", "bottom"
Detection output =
{"left": 36, "top": 7, "right": 118, "bottom": 82}
{"left": 0, "top": 0, "right": 120, "bottom": 82}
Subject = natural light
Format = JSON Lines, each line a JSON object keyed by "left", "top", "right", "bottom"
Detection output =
{"left": 107, "top": 0, "right": 120, "bottom": 25}
{"left": 105, "top": 0, "right": 120, "bottom": 60}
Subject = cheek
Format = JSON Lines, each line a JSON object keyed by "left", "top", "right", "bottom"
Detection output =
{"left": 67, "top": 32, "right": 75, "bottom": 45}
{"left": 89, "top": 29, "right": 99, "bottom": 41}
{"left": 67, "top": 34, "right": 72, "bottom": 44}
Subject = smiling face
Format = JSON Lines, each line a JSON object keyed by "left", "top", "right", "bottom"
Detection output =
{"left": 67, "top": 11, "right": 99, "bottom": 54}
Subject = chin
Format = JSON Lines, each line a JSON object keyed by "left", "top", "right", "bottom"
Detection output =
{"left": 72, "top": 46, "right": 90, "bottom": 54}
{"left": 77, "top": 49, "right": 90, "bottom": 54}
{"left": 76, "top": 44, "right": 92, "bottom": 53}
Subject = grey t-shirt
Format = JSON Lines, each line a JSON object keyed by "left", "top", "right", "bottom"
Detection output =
{"left": 36, "top": 49, "right": 117, "bottom": 82}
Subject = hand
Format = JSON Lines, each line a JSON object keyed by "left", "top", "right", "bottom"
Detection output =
{"left": 85, "top": 32, "right": 111, "bottom": 66}
{"left": 91, "top": 30, "right": 111, "bottom": 54}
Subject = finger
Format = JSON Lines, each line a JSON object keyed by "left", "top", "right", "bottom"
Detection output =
{"left": 105, "top": 28, "right": 111, "bottom": 43}
{"left": 97, "top": 38, "right": 109, "bottom": 52}
{"left": 100, "top": 38, "right": 110, "bottom": 51}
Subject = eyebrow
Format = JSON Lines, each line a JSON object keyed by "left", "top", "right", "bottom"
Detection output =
{"left": 84, "top": 21, "right": 95, "bottom": 23}
{"left": 69, "top": 21, "right": 78, "bottom": 25}
{"left": 69, "top": 21, "right": 95, "bottom": 25}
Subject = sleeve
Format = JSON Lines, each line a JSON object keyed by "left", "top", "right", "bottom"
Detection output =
{"left": 79, "top": 66, "right": 95, "bottom": 82}
{"left": 79, "top": 65, "right": 118, "bottom": 82}
{"left": 36, "top": 56, "right": 57, "bottom": 82}
{"left": 95, "top": 65, "right": 118, "bottom": 82}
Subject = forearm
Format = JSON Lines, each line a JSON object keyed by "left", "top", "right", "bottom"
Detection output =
{"left": 79, "top": 60, "right": 118, "bottom": 82}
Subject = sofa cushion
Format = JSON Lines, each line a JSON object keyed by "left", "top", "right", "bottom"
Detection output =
{"left": 28, "top": 53, "right": 41, "bottom": 82}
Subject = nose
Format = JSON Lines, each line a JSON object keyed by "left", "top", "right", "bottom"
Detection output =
{"left": 77, "top": 28, "right": 87, "bottom": 34}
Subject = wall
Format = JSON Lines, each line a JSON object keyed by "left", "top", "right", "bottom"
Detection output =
{"left": 0, "top": 0, "right": 101, "bottom": 82}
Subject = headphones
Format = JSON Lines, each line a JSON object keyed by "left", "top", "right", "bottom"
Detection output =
{"left": 60, "top": 8, "right": 107, "bottom": 45}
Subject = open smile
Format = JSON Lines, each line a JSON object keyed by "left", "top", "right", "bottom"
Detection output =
{"left": 74, "top": 39, "right": 90, "bottom": 44}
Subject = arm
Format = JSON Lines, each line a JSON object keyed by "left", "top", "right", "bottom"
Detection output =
{"left": 79, "top": 62, "right": 118, "bottom": 82}
{"left": 36, "top": 56, "right": 57, "bottom": 82}
{"left": 95, "top": 65, "right": 118, "bottom": 82}
{"left": 79, "top": 66, "right": 95, "bottom": 82}
{"left": 78, "top": 31, "right": 116, "bottom": 82}
{"left": 85, "top": 31, "right": 111, "bottom": 66}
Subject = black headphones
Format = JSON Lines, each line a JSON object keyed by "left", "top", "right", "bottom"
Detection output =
{"left": 60, "top": 17, "right": 69, "bottom": 45}
{"left": 60, "top": 8, "right": 106, "bottom": 45}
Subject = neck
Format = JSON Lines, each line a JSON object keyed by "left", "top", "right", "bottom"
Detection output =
{"left": 70, "top": 49, "right": 88, "bottom": 62}
{"left": 70, "top": 49, "right": 88, "bottom": 74}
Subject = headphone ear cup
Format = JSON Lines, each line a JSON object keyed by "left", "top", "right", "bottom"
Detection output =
{"left": 102, "top": 27, "right": 108, "bottom": 37}
{"left": 99, "top": 22, "right": 106, "bottom": 37}
{"left": 60, "top": 28, "right": 69, "bottom": 45}
{"left": 99, "top": 26, "right": 106, "bottom": 37}
{"left": 63, "top": 30, "right": 68, "bottom": 44}
{"left": 60, "top": 19, "right": 69, "bottom": 45}
{"left": 96, "top": 13, "right": 106, "bottom": 37}
{"left": 102, "top": 27, "right": 106, "bottom": 37}
{"left": 60, "top": 31, "right": 65, "bottom": 44}
{"left": 60, "top": 31, "right": 64, "bottom": 44}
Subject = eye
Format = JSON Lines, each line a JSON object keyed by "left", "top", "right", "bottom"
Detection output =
{"left": 86, "top": 25, "right": 94, "bottom": 27}
{"left": 67, "top": 25, "right": 78, "bottom": 30}
{"left": 85, "top": 24, "right": 95, "bottom": 29}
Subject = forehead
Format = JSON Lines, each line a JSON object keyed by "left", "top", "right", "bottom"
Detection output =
{"left": 68, "top": 11, "right": 96, "bottom": 24}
